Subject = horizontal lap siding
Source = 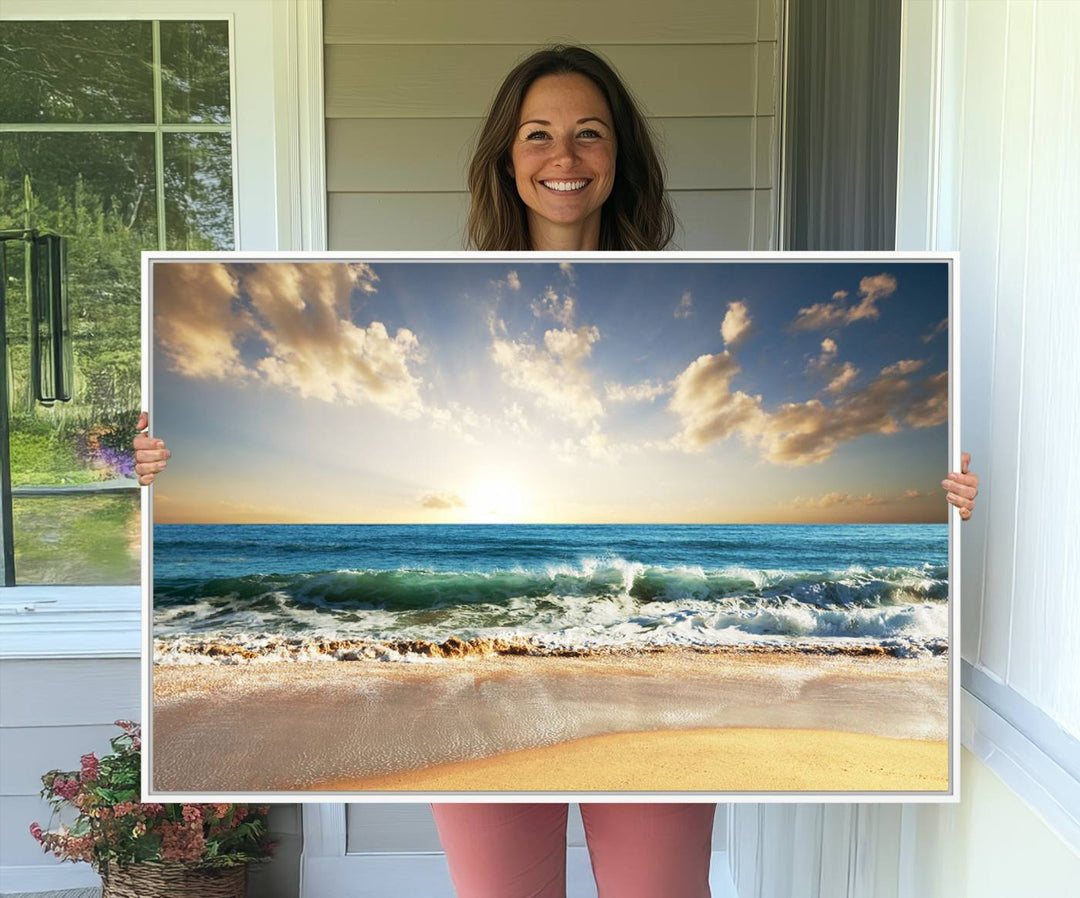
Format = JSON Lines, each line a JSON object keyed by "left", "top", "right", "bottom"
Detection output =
{"left": 0, "top": 658, "right": 139, "bottom": 868}
{"left": 324, "top": 0, "right": 780, "bottom": 251}
{"left": 324, "top": 0, "right": 761, "bottom": 45}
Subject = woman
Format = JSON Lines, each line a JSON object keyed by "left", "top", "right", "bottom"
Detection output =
{"left": 134, "top": 45, "right": 979, "bottom": 898}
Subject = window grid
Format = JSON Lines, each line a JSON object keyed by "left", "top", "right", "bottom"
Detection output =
{"left": 0, "top": 18, "right": 236, "bottom": 585}
{"left": 0, "top": 19, "right": 237, "bottom": 251}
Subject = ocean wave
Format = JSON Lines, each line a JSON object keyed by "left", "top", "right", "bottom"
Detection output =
{"left": 153, "top": 631, "right": 950, "bottom": 665}
{"left": 155, "top": 560, "right": 948, "bottom": 611}
{"left": 153, "top": 559, "right": 949, "bottom": 651}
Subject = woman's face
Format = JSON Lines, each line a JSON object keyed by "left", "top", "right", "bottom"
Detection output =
{"left": 509, "top": 73, "right": 617, "bottom": 248}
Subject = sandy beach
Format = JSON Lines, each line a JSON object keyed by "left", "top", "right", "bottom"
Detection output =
{"left": 313, "top": 727, "right": 947, "bottom": 792}
{"left": 152, "top": 648, "right": 949, "bottom": 794}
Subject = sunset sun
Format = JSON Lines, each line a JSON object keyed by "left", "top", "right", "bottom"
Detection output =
{"left": 465, "top": 477, "right": 530, "bottom": 522}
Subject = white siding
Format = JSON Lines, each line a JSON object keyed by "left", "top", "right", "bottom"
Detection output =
{"left": 0, "top": 659, "right": 141, "bottom": 874}
{"left": 0, "top": 657, "right": 298, "bottom": 896}
{"left": 323, "top": 0, "right": 782, "bottom": 251}
{"left": 898, "top": 0, "right": 1080, "bottom": 736}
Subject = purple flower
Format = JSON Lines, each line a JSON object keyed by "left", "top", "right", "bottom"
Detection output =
{"left": 96, "top": 446, "right": 136, "bottom": 480}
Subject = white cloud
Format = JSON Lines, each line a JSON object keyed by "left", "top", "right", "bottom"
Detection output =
{"left": 559, "top": 261, "right": 576, "bottom": 283}
{"left": 503, "top": 402, "right": 532, "bottom": 434}
{"left": 531, "top": 286, "right": 577, "bottom": 326}
{"left": 242, "top": 263, "right": 424, "bottom": 416}
{"left": 427, "top": 401, "right": 491, "bottom": 444}
{"left": 721, "top": 300, "right": 752, "bottom": 347}
{"left": 554, "top": 422, "right": 634, "bottom": 464}
{"left": 674, "top": 291, "right": 693, "bottom": 319}
{"left": 506, "top": 270, "right": 521, "bottom": 290}
{"left": 605, "top": 380, "right": 669, "bottom": 403}
{"left": 491, "top": 323, "right": 604, "bottom": 427}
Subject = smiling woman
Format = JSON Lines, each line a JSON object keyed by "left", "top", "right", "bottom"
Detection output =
{"left": 509, "top": 73, "right": 617, "bottom": 251}
{"left": 466, "top": 45, "right": 675, "bottom": 252}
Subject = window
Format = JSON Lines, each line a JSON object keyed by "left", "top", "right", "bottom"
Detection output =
{"left": 0, "top": 18, "right": 235, "bottom": 585}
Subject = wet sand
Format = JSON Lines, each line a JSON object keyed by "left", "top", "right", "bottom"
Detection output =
{"left": 151, "top": 649, "right": 949, "bottom": 794}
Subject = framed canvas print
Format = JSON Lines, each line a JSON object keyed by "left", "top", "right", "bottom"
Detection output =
{"left": 142, "top": 251, "right": 958, "bottom": 802}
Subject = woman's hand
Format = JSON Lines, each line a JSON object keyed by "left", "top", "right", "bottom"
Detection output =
{"left": 133, "top": 411, "right": 170, "bottom": 486}
{"left": 942, "top": 451, "right": 979, "bottom": 521}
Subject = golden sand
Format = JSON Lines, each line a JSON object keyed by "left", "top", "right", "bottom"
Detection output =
{"left": 151, "top": 650, "right": 950, "bottom": 794}
{"left": 310, "top": 726, "right": 948, "bottom": 793}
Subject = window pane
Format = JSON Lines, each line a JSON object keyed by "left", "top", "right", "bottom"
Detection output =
{"left": 2, "top": 132, "right": 155, "bottom": 454}
{"left": 164, "top": 133, "right": 235, "bottom": 250}
{"left": 2, "top": 131, "right": 150, "bottom": 586}
{"left": 160, "top": 20, "right": 232, "bottom": 124}
{"left": 12, "top": 494, "right": 140, "bottom": 585}
{"left": 0, "top": 22, "right": 154, "bottom": 124}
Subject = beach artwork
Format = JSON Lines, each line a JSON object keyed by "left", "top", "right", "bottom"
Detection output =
{"left": 148, "top": 256, "right": 954, "bottom": 796}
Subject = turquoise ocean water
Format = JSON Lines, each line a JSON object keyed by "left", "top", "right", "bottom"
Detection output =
{"left": 153, "top": 523, "right": 948, "bottom": 662}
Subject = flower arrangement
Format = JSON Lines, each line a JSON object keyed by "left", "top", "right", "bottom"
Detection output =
{"left": 30, "top": 720, "right": 274, "bottom": 877}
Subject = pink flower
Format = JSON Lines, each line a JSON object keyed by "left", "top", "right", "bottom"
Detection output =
{"left": 80, "top": 753, "right": 99, "bottom": 782}
{"left": 52, "top": 777, "right": 80, "bottom": 801}
{"left": 160, "top": 821, "right": 206, "bottom": 863}
{"left": 29, "top": 822, "right": 43, "bottom": 842}
{"left": 181, "top": 805, "right": 202, "bottom": 824}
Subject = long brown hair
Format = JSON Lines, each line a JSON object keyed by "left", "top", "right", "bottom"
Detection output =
{"left": 466, "top": 45, "right": 676, "bottom": 251}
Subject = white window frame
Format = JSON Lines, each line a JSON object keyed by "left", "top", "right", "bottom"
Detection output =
{"left": 0, "top": 0, "right": 326, "bottom": 660}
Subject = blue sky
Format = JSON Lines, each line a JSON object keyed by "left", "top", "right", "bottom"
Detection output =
{"left": 153, "top": 259, "right": 950, "bottom": 524}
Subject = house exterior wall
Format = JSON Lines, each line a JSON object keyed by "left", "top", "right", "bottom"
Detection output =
{"left": 323, "top": 0, "right": 782, "bottom": 251}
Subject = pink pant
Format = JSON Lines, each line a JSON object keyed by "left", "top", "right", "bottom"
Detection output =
{"left": 431, "top": 803, "right": 716, "bottom": 898}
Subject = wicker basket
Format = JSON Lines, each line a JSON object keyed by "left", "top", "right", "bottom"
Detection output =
{"left": 100, "top": 862, "right": 247, "bottom": 897}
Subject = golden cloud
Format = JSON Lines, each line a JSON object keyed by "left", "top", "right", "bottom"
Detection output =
{"left": 721, "top": 300, "right": 753, "bottom": 347}
{"left": 155, "top": 261, "right": 426, "bottom": 418}
{"left": 153, "top": 262, "right": 247, "bottom": 379}
{"left": 668, "top": 352, "right": 766, "bottom": 450}
{"left": 666, "top": 347, "right": 947, "bottom": 464}
{"left": 791, "top": 273, "right": 898, "bottom": 331}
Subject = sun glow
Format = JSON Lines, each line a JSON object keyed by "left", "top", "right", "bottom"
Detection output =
{"left": 464, "top": 477, "right": 530, "bottom": 522}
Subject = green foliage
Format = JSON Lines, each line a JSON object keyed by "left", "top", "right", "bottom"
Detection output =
{"left": 12, "top": 493, "right": 140, "bottom": 585}
{"left": 2, "top": 20, "right": 234, "bottom": 495}
{"left": 31, "top": 722, "right": 275, "bottom": 875}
